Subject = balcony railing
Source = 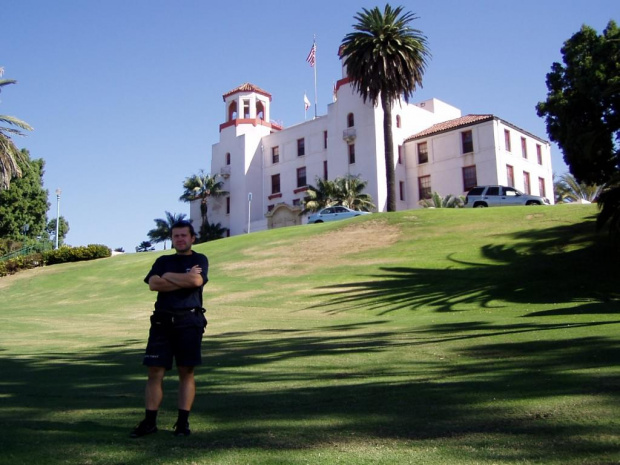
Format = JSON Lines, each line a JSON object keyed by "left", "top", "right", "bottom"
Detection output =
{"left": 343, "top": 128, "right": 356, "bottom": 142}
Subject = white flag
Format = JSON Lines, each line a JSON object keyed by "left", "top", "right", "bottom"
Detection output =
{"left": 304, "top": 93, "right": 311, "bottom": 111}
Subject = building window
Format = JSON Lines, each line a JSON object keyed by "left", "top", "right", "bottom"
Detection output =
{"left": 323, "top": 160, "right": 328, "bottom": 180}
{"left": 292, "top": 198, "right": 301, "bottom": 206}
{"left": 537, "top": 144, "right": 543, "bottom": 165}
{"left": 398, "top": 145, "right": 403, "bottom": 164}
{"left": 226, "top": 197, "right": 230, "bottom": 214}
{"left": 347, "top": 113, "right": 354, "bottom": 128}
{"left": 271, "top": 174, "right": 280, "bottom": 194}
{"left": 399, "top": 181, "right": 405, "bottom": 201}
{"left": 256, "top": 101, "right": 265, "bottom": 120}
{"left": 226, "top": 152, "right": 231, "bottom": 165}
{"left": 242, "top": 99, "right": 251, "bottom": 118}
{"left": 504, "top": 129, "right": 512, "bottom": 152}
{"left": 417, "top": 142, "right": 428, "bottom": 164}
{"left": 324, "top": 131, "right": 328, "bottom": 149}
{"left": 396, "top": 115, "right": 401, "bottom": 128}
{"left": 267, "top": 204, "right": 274, "bottom": 212}
{"left": 228, "top": 101, "right": 237, "bottom": 121}
{"left": 297, "top": 138, "right": 305, "bottom": 156}
{"left": 462, "top": 165, "right": 478, "bottom": 192}
{"left": 418, "top": 175, "right": 431, "bottom": 200}
{"left": 462, "top": 130, "right": 473, "bottom": 153}
{"left": 521, "top": 137, "right": 528, "bottom": 158}
{"left": 523, "top": 171, "right": 531, "bottom": 194}
{"left": 506, "top": 165, "right": 515, "bottom": 187}
{"left": 297, "top": 167, "right": 307, "bottom": 188}
{"left": 271, "top": 146, "right": 279, "bottom": 164}
{"left": 538, "top": 177, "right": 546, "bottom": 198}
{"left": 348, "top": 144, "right": 356, "bottom": 164}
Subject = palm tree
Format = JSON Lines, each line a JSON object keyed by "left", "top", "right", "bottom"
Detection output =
{"left": 147, "top": 212, "right": 188, "bottom": 249}
{"left": 340, "top": 5, "right": 430, "bottom": 211}
{"left": 1, "top": 69, "right": 33, "bottom": 190}
{"left": 198, "top": 222, "right": 227, "bottom": 243}
{"left": 179, "top": 170, "right": 227, "bottom": 233}
{"left": 418, "top": 192, "right": 464, "bottom": 208}
{"left": 554, "top": 172, "right": 604, "bottom": 203}
{"left": 334, "top": 175, "right": 376, "bottom": 211}
{"left": 135, "top": 241, "right": 155, "bottom": 253}
{"left": 301, "top": 177, "right": 339, "bottom": 214}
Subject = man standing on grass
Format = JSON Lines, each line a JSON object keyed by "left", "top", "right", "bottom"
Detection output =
{"left": 130, "top": 220, "right": 208, "bottom": 438}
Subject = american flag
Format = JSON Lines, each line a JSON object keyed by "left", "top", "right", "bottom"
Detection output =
{"left": 306, "top": 43, "right": 316, "bottom": 67}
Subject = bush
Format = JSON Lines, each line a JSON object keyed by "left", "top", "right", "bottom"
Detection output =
{"left": 43, "top": 244, "right": 111, "bottom": 265}
{"left": 0, "top": 253, "right": 44, "bottom": 277}
{"left": 0, "top": 244, "right": 112, "bottom": 277}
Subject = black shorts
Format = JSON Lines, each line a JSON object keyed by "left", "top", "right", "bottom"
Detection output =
{"left": 143, "top": 309, "right": 207, "bottom": 370}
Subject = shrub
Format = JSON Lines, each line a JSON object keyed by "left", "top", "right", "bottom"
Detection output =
{"left": 43, "top": 244, "right": 111, "bottom": 265}
{"left": 0, "top": 253, "right": 43, "bottom": 277}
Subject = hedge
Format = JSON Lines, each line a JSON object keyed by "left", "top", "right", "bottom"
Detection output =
{"left": 0, "top": 244, "right": 112, "bottom": 277}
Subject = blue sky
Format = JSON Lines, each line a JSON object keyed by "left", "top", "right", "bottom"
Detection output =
{"left": 3, "top": 1, "right": 618, "bottom": 252}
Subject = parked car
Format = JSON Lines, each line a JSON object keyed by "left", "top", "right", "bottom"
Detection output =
{"left": 465, "top": 185, "right": 550, "bottom": 208}
{"left": 307, "top": 206, "right": 371, "bottom": 223}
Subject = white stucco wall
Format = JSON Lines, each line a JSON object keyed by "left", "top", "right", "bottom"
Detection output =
{"left": 201, "top": 80, "right": 553, "bottom": 237}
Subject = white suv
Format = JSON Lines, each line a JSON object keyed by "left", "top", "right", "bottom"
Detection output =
{"left": 465, "top": 185, "right": 550, "bottom": 208}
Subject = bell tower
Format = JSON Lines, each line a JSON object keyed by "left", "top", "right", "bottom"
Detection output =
{"left": 220, "top": 82, "right": 272, "bottom": 130}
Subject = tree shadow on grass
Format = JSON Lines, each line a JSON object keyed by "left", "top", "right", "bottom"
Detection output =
{"left": 0, "top": 320, "right": 619, "bottom": 464}
{"left": 1, "top": 219, "right": 618, "bottom": 463}
{"left": 310, "top": 218, "right": 619, "bottom": 315}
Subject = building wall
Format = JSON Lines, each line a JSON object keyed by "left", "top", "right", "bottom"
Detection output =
{"left": 203, "top": 82, "right": 553, "bottom": 238}
{"left": 404, "top": 119, "right": 554, "bottom": 203}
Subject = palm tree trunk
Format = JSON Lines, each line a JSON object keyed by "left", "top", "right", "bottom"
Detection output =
{"left": 201, "top": 199, "right": 208, "bottom": 231}
{"left": 381, "top": 96, "right": 396, "bottom": 211}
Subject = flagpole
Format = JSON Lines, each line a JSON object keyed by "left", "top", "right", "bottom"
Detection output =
{"left": 306, "top": 37, "right": 318, "bottom": 119}
{"left": 313, "top": 36, "right": 318, "bottom": 119}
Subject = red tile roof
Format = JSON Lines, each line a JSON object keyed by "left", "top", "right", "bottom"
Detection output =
{"left": 406, "top": 114, "right": 494, "bottom": 141}
{"left": 222, "top": 83, "right": 272, "bottom": 101}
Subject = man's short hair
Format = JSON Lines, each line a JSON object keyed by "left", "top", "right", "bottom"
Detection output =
{"left": 171, "top": 220, "right": 196, "bottom": 237}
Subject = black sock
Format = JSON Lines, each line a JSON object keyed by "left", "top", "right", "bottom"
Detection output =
{"left": 145, "top": 409, "right": 158, "bottom": 425}
{"left": 177, "top": 409, "right": 190, "bottom": 425}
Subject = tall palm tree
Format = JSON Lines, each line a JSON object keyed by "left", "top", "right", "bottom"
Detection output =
{"left": 554, "top": 172, "right": 604, "bottom": 203}
{"left": 301, "top": 177, "right": 339, "bottom": 214}
{"left": 147, "top": 212, "right": 188, "bottom": 249}
{"left": 1, "top": 69, "right": 33, "bottom": 190}
{"left": 340, "top": 5, "right": 430, "bottom": 211}
{"left": 334, "top": 175, "right": 376, "bottom": 211}
{"left": 179, "top": 170, "right": 227, "bottom": 232}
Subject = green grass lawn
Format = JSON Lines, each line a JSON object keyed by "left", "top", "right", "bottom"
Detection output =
{"left": 0, "top": 204, "right": 618, "bottom": 464}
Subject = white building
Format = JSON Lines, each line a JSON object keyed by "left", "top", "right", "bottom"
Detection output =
{"left": 198, "top": 58, "right": 553, "bottom": 237}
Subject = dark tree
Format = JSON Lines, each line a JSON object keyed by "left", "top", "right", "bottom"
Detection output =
{"left": 0, "top": 150, "right": 49, "bottom": 239}
{"left": 536, "top": 20, "right": 619, "bottom": 186}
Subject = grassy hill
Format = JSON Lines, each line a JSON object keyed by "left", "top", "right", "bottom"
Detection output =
{"left": 0, "top": 204, "right": 618, "bottom": 464}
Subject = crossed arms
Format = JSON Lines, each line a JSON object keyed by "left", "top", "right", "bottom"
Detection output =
{"left": 148, "top": 265, "right": 204, "bottom": 292}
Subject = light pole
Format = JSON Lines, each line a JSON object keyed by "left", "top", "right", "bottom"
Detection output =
{"left": 247, "top": 192, "right": 252, "bottom": 234}
{"left": 55, "top": 188, "right": 61, "bottom": 249}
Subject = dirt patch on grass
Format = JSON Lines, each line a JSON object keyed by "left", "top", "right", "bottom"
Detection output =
{"left": 0, "top": 266, "right": 59, "bottom": 290}
{"left": 221, "top": 220, "right": 401, "bottom": 277}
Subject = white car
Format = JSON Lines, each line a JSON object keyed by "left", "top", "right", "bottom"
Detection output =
{"left": 465, "top": 185, "right": 550, "bottom": 207}
{"left": 307, "top": 206, "right": 371, "bottom": 223}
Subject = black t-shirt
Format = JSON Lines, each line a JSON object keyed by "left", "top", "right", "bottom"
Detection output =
{"left": 144, "top": 251, "right": 209, "bottom": 311}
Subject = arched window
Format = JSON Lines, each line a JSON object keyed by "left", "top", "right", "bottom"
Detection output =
{"left": 396, "top": 115, "right": 401, "bottom": 128}
{"left": 347, "top": 113, "right": 355, "bottom": 128}
{"left": 226, "top": 153, "right": 231, "bottom": 165}
{"left": 256, "top": 101, "right": 265, "bottom": 120}
{"left": 228, "top": 101, "right": 238, "bottom": 121}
